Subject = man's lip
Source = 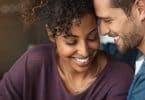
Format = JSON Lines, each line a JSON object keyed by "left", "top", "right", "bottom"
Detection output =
{"left": 114, "top": 36, "right": 120, "bottom": 44}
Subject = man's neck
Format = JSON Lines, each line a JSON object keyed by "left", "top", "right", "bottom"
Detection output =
{"left": 137, "top": 37, "right": 145, "bottom": 55}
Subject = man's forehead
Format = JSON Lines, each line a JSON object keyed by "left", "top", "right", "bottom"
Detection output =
{"left": 93, "top": 0, "right": 125, "bottom": 18}
{"left": 96, "top": 8, "right": 126, "bottom": 19}
{"left": 93, "top": 0, "right": 112, "bottom": 17}
{"left": 93, "top": 0, "right": 112, "bottom": 9}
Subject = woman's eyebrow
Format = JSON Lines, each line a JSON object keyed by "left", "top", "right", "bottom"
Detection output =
{"left": 88, "top": 27, "right": 97, "bottom": 34}
{"left": 63, "top": 34, "right": 78, "bottom": 38}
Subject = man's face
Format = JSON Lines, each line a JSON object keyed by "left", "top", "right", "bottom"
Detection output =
{"left": 93, "top": 0, "right": 143, "bottom": 53}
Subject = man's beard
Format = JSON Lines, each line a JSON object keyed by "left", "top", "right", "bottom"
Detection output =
{"left": 118, "top": 30, "right": 142, "bottom": 53}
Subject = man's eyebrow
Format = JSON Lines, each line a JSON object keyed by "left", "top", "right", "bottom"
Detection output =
{"left": 97, "top": 16, "right": 112, "bottom": 19}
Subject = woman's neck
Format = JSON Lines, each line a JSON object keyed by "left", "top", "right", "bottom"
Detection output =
{"left": 57, "top": 58, "right": 88, "bottom": 81}
{"left": 56, "top": 52, "right": 107, "bottom": 95}
{"left": 57, "top": 63, "right": 97, "bottom": 95}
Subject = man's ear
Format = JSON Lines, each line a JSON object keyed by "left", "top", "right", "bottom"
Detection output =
{"left": 135, "top": 0, "right": 145, "bottom": 21}
{"left": 45, "top": 24, "right": 55, "bottom": 42}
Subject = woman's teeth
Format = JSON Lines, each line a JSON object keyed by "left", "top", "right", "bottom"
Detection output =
{"left": 75, "top": 58, "right": 89, "bottom": 63}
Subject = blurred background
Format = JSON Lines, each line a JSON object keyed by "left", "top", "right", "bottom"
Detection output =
{"left": 0, "top": 0, "right": 49, "bottom": 78}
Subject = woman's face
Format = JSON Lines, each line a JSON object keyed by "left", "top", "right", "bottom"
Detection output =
{"left": 55, "top": 13, "right": 100, "bottom": 73}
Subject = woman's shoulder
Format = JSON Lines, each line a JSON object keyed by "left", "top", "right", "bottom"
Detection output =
{"left": 25, "top": 43, "right": 55, "bottom": 66}
{"left": 24, "top": 43, "right": 55, "bottom": 61}
{"left": 98, "top": 52, "right": 133, "bottom": 74}
{"left": 107, "top": 55, "right": 133, "bottom": 72}
{"left": 105, "top": 55, "right": 134, "bottom": 81}
{"left": 13, "top": 43, "right": 56, "bottom": 74}
{"left": 27, "top": 43, "right": 54, "bottom": 56}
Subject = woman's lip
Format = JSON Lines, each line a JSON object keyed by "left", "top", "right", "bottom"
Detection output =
{"left": 72, "top": 51, "right": 97, "bottom": 66}
{"left": 73, "top": 57, "right": 90, "bottom": 66}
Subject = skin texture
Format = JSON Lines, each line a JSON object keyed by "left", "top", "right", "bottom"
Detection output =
{"left": 93, "top": 0, "right": 145, "bottom": 53}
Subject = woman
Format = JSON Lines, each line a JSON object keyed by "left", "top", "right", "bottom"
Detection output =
{"left": 0, "top": 0, "right": 133, "bottom": 99}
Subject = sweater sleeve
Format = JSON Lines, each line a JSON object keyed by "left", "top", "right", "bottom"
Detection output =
{"left": 0, "top": 51, "right": 29, "bottom": 100}
{"left": 0, "top": 44, "right": 53, "bottom": 100}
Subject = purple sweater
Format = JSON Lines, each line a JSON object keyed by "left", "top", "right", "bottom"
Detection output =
{"left": 0, "top": 44, "right": 133, "bottom": 100}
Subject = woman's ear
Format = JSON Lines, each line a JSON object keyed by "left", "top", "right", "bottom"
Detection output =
{"left": 135, "top": 0, "right": 145, "bottom": 21}
{"left": 45, "top": 24, "right": 55, "bottom": 42}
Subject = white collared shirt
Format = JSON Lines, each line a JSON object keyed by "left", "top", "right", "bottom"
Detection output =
{"left": 135, "top": 55, "right": 145, "bottom": 75}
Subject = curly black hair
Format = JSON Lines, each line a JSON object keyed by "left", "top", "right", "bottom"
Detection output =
{"left": 21, "top": 0, "right": 95, "bottom": 39}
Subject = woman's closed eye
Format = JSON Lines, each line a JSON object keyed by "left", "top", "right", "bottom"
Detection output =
{"left": 65, "top": 39, "right": 77, "bottom": 45}
{"left": 63, "top": 36, "right": 77, "bottom": 45}
{"left": 87, "top": 32, "right": 99, "bottom": 41}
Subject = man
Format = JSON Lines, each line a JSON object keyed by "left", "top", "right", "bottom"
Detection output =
{"left": 100, "top": 35, "right": 138, "bottom": 68}
{"left": 93, "top": 0, "right": 145, "bottom": 100}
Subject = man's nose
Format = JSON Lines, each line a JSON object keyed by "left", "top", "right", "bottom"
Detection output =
{"left": 98, "top": 21, "right": 110, "bottom": 36}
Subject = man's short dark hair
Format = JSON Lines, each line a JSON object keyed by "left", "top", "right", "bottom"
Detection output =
{"left": 111, "top": 0, "right": 135, "bottom": 15}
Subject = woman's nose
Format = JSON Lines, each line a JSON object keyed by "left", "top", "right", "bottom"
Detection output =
{"left": 77, "top": 42, "right": 89, "bottom": 57}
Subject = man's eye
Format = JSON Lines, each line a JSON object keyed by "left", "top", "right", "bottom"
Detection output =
{"left": 104, "top": 19, "right": 112, "bottom": 23}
